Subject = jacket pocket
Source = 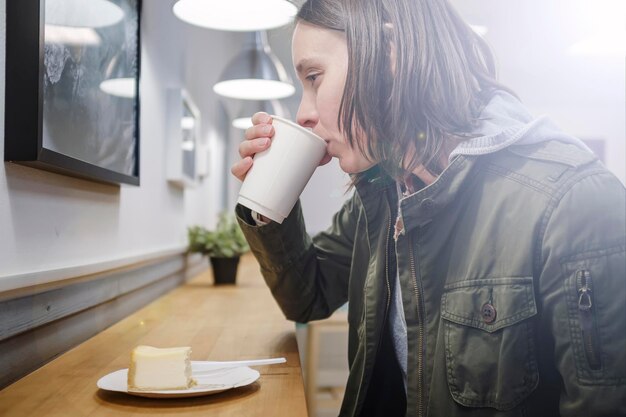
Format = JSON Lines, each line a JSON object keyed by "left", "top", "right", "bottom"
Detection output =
{"left": 441, "top": 277, "right": 539, "bottom": 410}
{"left": 562, "top": 246, "right": 626, "bottom": 385}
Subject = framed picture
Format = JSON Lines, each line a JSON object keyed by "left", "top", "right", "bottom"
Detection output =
{"left": 4, "top": 0, "right": 141, "bottom": 185}
{"left": 165, "top": 89, "right": 200, "bottom": 188}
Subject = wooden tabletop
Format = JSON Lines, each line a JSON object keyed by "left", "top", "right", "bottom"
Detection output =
{"left": 0, "top": 254, "right": 307, "bottom": 417}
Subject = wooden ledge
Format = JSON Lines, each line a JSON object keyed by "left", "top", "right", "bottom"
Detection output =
{"left": 0, "top": 254, "right": 307, "bottom": 417}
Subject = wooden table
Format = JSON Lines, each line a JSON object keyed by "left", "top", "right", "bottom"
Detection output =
{"left": 0, "top": 254, "right": 307, "bottom": 417}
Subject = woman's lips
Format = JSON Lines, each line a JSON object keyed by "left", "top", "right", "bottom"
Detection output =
{"left": 319, "top": 150, "right": 332, "bottom": 166}
{"left": 317, "top": 139, "right": 333, "bottom": 166}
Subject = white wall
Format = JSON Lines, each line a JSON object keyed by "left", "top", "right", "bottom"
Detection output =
{"left": 0, "top": 1, "right": 242, "bottom": 284}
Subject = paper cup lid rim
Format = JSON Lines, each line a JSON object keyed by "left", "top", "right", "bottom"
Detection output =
{"left": 237, "top": 195, "right": 285, "bottom": 224}
{"left": 271, "top": 115, "right": 326, "bottom": 145}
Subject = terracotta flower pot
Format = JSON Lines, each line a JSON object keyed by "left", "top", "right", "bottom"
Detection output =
{"left": 210, "top": 256, "right": 241, "bottom": 285}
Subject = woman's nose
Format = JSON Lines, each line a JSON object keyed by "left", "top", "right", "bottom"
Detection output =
{"left": 296, "top": 97, "right": 318, "bottom": 129}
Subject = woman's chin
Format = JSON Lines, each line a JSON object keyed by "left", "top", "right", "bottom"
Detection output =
{"left": 338, "top": 159, "right": 377, "bottom": 175}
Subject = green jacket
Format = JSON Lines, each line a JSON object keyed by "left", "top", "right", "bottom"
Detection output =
{"left": 236, "top": 140, "right": 626, "bottom": 417}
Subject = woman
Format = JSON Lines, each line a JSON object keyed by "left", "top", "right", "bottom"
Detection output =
{"left": 231, "top": 1, "right": 626, "bottom": 416}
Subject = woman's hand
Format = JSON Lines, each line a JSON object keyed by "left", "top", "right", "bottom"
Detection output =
{"left": 231, "top": 112, "right": 275, "bottom": 182}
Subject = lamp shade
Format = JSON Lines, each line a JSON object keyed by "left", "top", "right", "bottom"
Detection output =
{"left": 213, "top": 31, "right": 295, "bottom": 100}
{"left": 100, "top": 78, "right": 136, "bottom": 98}
{"left": 232, "top": 99, "right": 291, "bottom": 130}
{"left": 46, "top": 0, "right": 124, "bottom": 28}
{"left": 99, "top": 53, "right": 137, "bottom": 99}
{"left": 45, "top": 25, "right": 102, "bottom": 46}
{"left": 172, "top": 0, "right": 297, "bottom": 32}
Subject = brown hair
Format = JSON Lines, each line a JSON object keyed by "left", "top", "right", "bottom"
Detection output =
{"left": 297, "top": 0, "right": 515, "bottom": 179}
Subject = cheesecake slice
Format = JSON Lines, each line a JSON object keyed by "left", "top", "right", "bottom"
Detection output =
{"left": 127, "top": 345, "right": 196, "bottom": 391}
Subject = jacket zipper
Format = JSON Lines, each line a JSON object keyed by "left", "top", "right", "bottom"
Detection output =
{"left": 384, "top": 205, "right": 392, "bottom": 317}
{"left": 576, "top": 269, "right": 602, "bottom": 370}
{"left": 408, "top": 235, "right": 425, "bottom": 417}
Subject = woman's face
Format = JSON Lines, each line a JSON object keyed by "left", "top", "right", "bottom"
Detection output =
{"left": 292, "top": 21, "right": 376, "bottom": 174}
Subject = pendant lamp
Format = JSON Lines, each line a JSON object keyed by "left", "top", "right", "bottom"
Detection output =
{"left": 232, "top": 99, "right": 291, "bottom": 130}
{"left": 172, "top": 0, "right": 297, "bottom": 32}
{"left": 100, "top": 78, "right": 136, "bottom": 98}
{"left": 213, "top": 31, "right": 295, "bottom": 100}
{"left": 99, "top": 52, "right": 137, "bottom": 99}
{"left": 46, "top": 0, "right": 124, "bottom": 28}
{"left": 45, "top": 25, "right": 102, "bottom": 46}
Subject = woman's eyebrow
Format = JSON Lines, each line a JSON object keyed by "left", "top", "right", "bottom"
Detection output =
{"left": 296, "top": 58, "right": 319, "bottom": 75}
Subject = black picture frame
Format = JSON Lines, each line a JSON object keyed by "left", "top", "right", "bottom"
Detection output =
{"left": 4, "top": 0, "right": 142, "bottom": 186}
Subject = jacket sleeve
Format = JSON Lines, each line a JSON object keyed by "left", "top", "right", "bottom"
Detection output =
{"left": 235, "top": 195, "right": 360, "bottom": 323}
{"left": 538, "top": 169, "right": 626, "bottom": 416}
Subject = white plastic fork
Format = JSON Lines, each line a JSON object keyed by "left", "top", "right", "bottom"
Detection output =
{"left": 191, "top": 358, "right": 286, "bottom": 375}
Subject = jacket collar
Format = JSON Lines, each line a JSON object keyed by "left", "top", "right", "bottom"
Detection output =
{"left": 355, "top": 156, "right": 479, "bottom": 236}
{"left": 352, "top": 166, "right": 396, "bottom": 240}
{"left": 353, "top": 165, "right": 394, "bottom": 194}
{"left": 398, "top": 155, "right": 478, "bottom": 234}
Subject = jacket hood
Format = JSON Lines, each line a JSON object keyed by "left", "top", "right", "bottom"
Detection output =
{"left": 449, "top": 91, "right": 592, "bottom": 161}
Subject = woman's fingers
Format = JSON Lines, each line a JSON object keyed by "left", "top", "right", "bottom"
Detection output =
{"left": 232, "top": 112, "right": 275, "bottom": 182}
{"left": 244, "top": 123, "right": 274, "bottom": 141}
{"left": 231, "top": 156, "right": 253, "bottom": 182}
{"left": 238, "top": 137, "right": 271, "bottom": 158}
{"left": 251, "top": 112, "right": 272, "bottom": 125}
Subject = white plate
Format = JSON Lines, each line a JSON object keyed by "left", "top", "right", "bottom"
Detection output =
{"left": 97, "top": 363, "right": 260, "bottom": 398}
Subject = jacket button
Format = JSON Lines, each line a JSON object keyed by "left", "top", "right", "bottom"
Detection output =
{"left": 481, "top": 303, "right": 497, "bottom": 324}
{"left": 421, "top": 198, "right": 435, "bottom": 214}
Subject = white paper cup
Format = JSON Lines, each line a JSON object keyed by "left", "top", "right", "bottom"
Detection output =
{"left": 237, "top": 115, "right": 327, "bottom": 224}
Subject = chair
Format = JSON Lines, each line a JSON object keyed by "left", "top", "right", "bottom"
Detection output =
{"left": 297, "top": 309, "right": 350, "bottom": 417}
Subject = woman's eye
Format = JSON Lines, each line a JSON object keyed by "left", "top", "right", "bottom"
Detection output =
{"left": 306, "top": 73, "right": 319, "bottom": 85}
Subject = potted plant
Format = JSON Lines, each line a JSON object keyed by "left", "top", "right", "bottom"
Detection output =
{"left": 187, "top": 212, "right": 250, "bottom": 284}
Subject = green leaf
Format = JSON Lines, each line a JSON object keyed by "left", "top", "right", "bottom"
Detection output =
{"left": 186, "top": 211, "right": 250, "bottom": 258}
